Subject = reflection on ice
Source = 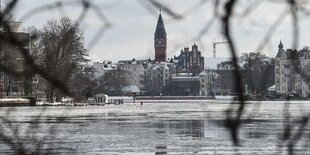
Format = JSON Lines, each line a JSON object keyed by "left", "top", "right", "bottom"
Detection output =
{"left": 0, "top": 101, "right": 309, "bottom": 154}
{"left": 155, "top": 145, "right": 167, "bottom": 155}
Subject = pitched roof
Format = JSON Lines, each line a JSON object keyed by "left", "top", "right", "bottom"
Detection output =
{"left": 155, "top": 12, "right": 166, "bottom": 37}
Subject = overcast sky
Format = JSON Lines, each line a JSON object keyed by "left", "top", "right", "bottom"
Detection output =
{"left": 6, "top": 0, "right": 310, "bottom": 62}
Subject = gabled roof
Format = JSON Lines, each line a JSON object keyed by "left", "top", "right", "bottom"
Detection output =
{"left": 93, "top": 62, "right": 117, "bottom": 79}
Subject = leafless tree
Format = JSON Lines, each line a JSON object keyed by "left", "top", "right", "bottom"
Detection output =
{"left": 38, "top": 17, "right": 90, "bottom": 102}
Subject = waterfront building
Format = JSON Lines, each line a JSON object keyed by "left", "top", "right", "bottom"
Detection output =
{"left": 0, "top": 21, "right": 31, "bottom": 97}
{"left": 199, "top": 70, "right": 231, "bottom": 96}
{"left": 169, "top": 73, "right": 200, "bottom": 96}
{"left": 275, "top": 41, "right": 310, "bottom": 98}
{"left": 199, "top": 71, "right": 211, "bottom": 96}
{"left": 118, "top": 59, "right": 147, "bottom": 93}
{"left": 148, "top": 62, "right": 176, "bottom": 95}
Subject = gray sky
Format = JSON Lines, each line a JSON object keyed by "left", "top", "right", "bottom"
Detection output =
{"left": 7, "top": 0, "right": 310, "bottom": 62}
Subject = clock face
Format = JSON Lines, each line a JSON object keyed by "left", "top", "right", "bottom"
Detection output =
{"left": 157, "top": 39, "right": 164, "bottom": 45}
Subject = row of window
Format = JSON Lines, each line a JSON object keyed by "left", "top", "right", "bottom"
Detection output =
{"left": 276, "top": 77, "right": 302, "bottom": 83}
{"left": 0, "top": 83, "right": 23, "bottom": 92}
{"left": 172, "top": 78, "right": 198, "bottom": 82}
{"left": 276, "top": 60, "right": 310, "bottom": 67}
{"left": 276, "top": 85, "right": 303, "bottom": 91}
{"left": 276, "top": 68, "right": 301, "bottom": 75}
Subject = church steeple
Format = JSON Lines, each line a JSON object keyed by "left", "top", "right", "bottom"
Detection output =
{"left": 154, "top": 9, "right": 167, "bottom": 62}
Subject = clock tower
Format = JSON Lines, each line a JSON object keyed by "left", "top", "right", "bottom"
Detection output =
{"left": 154, "top": 10, "right": 167, "bottom": 62}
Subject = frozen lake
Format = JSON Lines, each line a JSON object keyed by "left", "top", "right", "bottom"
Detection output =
{"left": 0, "top": 100, "right": 309, "bottom": 154}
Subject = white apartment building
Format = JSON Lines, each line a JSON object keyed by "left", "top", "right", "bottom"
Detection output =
{"left": 198, "top": 71, "right": 209, "bottom": 96}
{"left": 152, "top": 62, "right": 175, "bottom": 87}
{"left": 92, "top": 61, "right": 117, "bottom": 79}
{"left": 275, "top": 41, "right": 310, "bottom": 98}
{"left": 118, "top": 59, "right": 146, "bottom": 91}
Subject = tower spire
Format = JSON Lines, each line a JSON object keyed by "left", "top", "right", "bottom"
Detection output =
{"left": 154, "top": 8, "right": 167, "bottom": 62}
{"left": 278, "top": 40, "right": 283, "bottom": 49}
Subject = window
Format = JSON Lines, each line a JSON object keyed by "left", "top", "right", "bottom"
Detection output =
{"left": 0, "top": 84, "right": 3, "bottom": 92}
{"left": 18, "top": 60, "right": 22, "bottom": 70}
{"left": 0, "top": 72, "right": 3, "bottom": 81}
{"left": 201, "top": 90, "right": 205, "bottom": 96}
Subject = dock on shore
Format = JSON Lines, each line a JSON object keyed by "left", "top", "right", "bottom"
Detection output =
{"left": 0, "top": 97, "right": 36, "bottom": 107}
{"left": 135, "top": 96, "right": 214, "bottom": 100}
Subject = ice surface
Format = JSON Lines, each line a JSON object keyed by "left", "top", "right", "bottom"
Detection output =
{"left": 0, "top": 101, "right": 309, "bottom": 154}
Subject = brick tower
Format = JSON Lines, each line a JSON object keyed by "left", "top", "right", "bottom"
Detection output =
{"left": 154, "top": 10, "right": 167, "bottom": 62}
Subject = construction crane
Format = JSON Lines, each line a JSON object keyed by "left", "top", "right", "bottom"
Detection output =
{"left": 212, "top": 41, "right": 231, "bottom": 58}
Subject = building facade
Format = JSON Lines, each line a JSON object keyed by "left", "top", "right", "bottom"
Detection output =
{"left": 0, "top": 23, "right": 31, "bottom": 97}
{"left": 142, "top": 62, "right": 176, "bottom": 95}
{"left": 199, "top": 71, "right": 210, "bottom": 96}
{"left": 92, "top": 61, "right": 117, "bottom": 79}
{"left": 275, "top": 41, "right": 310, "bottom": 98}
{"left": 169, "top": 74, "right": 200, "bottom": 96}
{"left": 188, "top": 44, "right": 204, "bottom": 74}
{"left": 174, "top": 44, "right": 204, "bottom": 75}
{"left": 118, "top": 59, "right": 146, "bottom": 92}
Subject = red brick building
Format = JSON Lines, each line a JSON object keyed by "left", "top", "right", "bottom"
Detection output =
{"left": 154, "top": 10, "right": 167, "bottom": 62}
